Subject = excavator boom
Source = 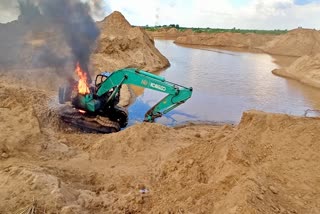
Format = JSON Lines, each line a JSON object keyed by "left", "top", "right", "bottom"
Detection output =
{"left": 104, "top": 68, "right": 192, "bottom": 121}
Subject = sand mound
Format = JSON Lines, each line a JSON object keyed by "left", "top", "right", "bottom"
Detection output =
{"left": 146, "top": 27, "right": 182, "bottom": 39}
{"left": 273, "top": 54, "right": 320, "bottom": 88}
{"left": 147, "top": 111, "right": 320, "bottom": 213}
{"left": 182, "top": 29, "right": 194, "bottom": 36}
{"left": 92, "top": 11, "right": 170, "bottom": 73}
{"left": 1, "top": 105, "right": 320, "bottom": 213}
{"left": 175, "top": 33, "right": 276, "bottom": 50}
{"left": 167, "top": 28, "right": 179, "bottom": 34}
{"left": 262, "top": 28, "right": 320, "bottom": 57}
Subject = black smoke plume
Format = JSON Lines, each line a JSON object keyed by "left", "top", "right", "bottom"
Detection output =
{"left": 0, "top": 0, "right": 102, "bottom": 83}
{"left": 38, "top": 0, "right": 100, "bottom": 83}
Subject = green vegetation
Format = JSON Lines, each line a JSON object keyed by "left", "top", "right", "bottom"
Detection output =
{"left": 143, "top": 25, "right": 288, "bottom": 35}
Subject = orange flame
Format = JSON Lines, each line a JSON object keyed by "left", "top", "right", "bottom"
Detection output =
{"left": 78, "top": 109, "right": 86, "bottom": 114}
{"left": 75, "top": 62, "right": 90, "bottom": 95}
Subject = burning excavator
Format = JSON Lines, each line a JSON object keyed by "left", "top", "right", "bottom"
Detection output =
{"left": 58, "top": 64, "right": 193, "bottom": 133}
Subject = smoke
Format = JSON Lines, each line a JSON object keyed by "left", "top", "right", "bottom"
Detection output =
{"left": 0, "top": 0, "right": 103, "bottom": 83}
{"left": 38, "top": 0, "right": 100, "bottom": 82}
{"left": 32, "top": 45, "right": 68, "bottom": 69}
{"left": 18, "top": 0, "right": 42, "bottom": 24}
{"left": 88, "top": 0, "right": 110, "bottom": 20}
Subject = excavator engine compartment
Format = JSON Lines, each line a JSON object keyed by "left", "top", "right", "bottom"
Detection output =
{"left": 58, "top": 68, "right": 192, "bottom": 134}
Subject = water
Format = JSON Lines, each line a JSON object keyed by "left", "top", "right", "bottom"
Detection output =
{"left": 128, "top": 40, "right": 320, "bottom": 126}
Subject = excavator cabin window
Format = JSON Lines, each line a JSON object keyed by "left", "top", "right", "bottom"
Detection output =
{"left": 95, "top": 72, "right": 111, "bottom": 88}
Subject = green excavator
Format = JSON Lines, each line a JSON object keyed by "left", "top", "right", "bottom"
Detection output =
{"left": 58, "top": 68, "right": 193, "bottom": 133}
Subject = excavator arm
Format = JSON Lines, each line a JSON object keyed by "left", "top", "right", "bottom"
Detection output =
{"left": 80, "top": 68, "right": 193, "bottom": 122}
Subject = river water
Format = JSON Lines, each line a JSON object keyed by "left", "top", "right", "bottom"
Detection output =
{"left": 128, "top": 40, "right": 320, "bottom": 126}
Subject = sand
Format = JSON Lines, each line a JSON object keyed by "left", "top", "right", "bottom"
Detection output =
{"left": 0, "top": 11, "right": 320, "bottom": 214}
{"left": 92, "top": 12, "right": 170, "bottom": 74}
{"left": 266, "top": 29, "right": 320, "bottom": 89}
{"left": 147, "top": 27, "right": 183, "bottom": 39}
{"left": 174, "top": 32, "right": 276, "bottom": 51}
{"left": 1, "top": 77, "right": 319, "bottom": 213}
{"left": 273, "top": 54, "right": 320, "bottom": 88}
{"left": 262, "top": 28, "right": 320, "bottom": 57}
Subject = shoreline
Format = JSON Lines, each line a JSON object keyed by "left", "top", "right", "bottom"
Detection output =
{"left": 155, "top": 37, "right": 299, "bottom": 73}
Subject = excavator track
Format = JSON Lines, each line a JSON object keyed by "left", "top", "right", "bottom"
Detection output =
{"left": 59, "top": 106, "right": 120, "bottom": 133}
{"left": 108, "top": 105, "right": 129, "bottom": 128}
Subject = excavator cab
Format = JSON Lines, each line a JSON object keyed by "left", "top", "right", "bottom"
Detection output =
{"left": 95, "top": 72, "right": 111, "bottom": 89}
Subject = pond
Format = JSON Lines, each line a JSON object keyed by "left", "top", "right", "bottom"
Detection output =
{"left": 128, "top": 40, "right": 320, "bottom": 126}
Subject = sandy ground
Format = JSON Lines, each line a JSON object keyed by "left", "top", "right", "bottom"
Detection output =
{"left": 174, "top": 32, "right": 276, "bottom": 51}
{"left": 147, "top": 28, "right": 193, "bottom": 40}
{"left": 261, "top": 28, "right": 320, "bottom": 57}
{"left": 273, "top": 54, "right": 320, "bottom": 89}
{"left": 1, "top": 70, "right": 320, "bottom": 213}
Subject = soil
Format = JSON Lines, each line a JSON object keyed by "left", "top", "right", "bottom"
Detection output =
{"left": 92, "top": 12, "right": 170, "bottom": 74}
{"left": 174, "top": 32, "right": 276, "bottom": 51}
{"left": 1, "top": 71, "right": 319, "bottom": 213}
{"left": 261, "top": 28, "right": 320, "bottom": 57}
{"left": 147, "top": 27, "right": 185, "bottom": 40}
{"left": 273, "top": 54, "right": 320, "bottom": 88}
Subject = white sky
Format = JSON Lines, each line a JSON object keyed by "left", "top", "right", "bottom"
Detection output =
{"left": 108, "top": 0, "right": 320, "bottom": 29}
{"left": 1, "top": 0, "right": 320, "bottom": 30}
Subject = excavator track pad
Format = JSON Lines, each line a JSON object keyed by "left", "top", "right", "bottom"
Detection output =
{"left": 59, "top": 106, "right": 121, "bottom": 133}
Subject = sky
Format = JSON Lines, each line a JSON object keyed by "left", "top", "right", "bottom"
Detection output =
{"left": 0, "top": 0, "right": 320, "bottom": 30}
{"left": 108, "top": 0, "right": 320, "bottom": 29}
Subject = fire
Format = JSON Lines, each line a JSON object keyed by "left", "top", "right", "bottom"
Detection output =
{"left": 75, "top": 62, "right": 90, "bottom": 95}
{"left": 78, "top": 109, "right": 86, "bottom": 114}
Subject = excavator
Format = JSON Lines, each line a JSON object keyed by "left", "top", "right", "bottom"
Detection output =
{"left": 58, "top": 68, "right": 193, "bottom": 133}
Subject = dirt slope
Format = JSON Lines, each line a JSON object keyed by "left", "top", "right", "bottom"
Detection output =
{"left": 175, "top": 32, "right": 276, "bottom": 50}
{"left": 147, "top": 111, "right": 320, "bottom": 213}
{"left": 273, "top": 54, "right": 320, "bottom": 88}
{"left": 267, "top": 30, "right": 320, "bottom": 89}
{"left": 262, "top": 28, "right": 320, "bottom": 57}
{"left": 92, "top": 11, "right": 170, "bottom": 73}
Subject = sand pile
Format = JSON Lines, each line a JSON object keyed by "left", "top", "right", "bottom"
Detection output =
{"left": 266, "top": 29, "right": 320, "bottom": 88}
{"left": 182, "top": 29, "right": 194, "bottom": 36}
{"left": 273, "top": 54, "right": 320, "bottom": 88}
{"left": 146, "top": 27, "right": 182, "bottom": 39}
{"left": 146, "top": 111, "right": 320, "bottom": 213}
{"left": 146, "top": 27, "right": 196, "bottom": 39}
{"left": 175, "top": 33, "right": 276, "bottom": 50}
{"left": 1, "top": 89, "right": 319, "bottom": 214}
{"left": 262, "top": 28, "right": 320, "bottom": 57}
{"left": 92, "top": 11, "right": 170, "bottom": 73}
